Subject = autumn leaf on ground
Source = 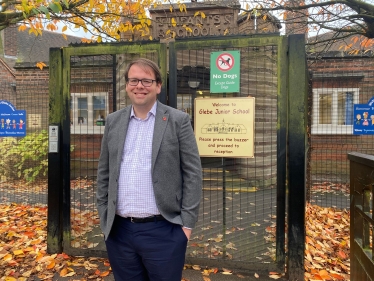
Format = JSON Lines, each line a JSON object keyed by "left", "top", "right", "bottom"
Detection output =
{"left": 100, "top": 271, "right": 111, "bottom": 277}
{"left": 222, "top": 268, "right": 233, "bottom": 275}
{"left": 192, "top": 265, "right": 201, "bottom": 270}
{"left": 304, "top": 203, "right": 350, "bottom": 281}
{"left": 0, "top": 203, "right": 111, "bottom": 281}
{"left": 60, "top": 267, "right": 68, "bottom": 277}
{"left": 269, "top": 271, "right": 283, "bottom": 279}
{"left": 0, "top": 199, "right": 351, "bottom": 281}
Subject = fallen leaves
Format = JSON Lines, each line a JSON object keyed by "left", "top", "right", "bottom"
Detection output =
{"left": 184, "top": 264, "right": 246, "bottom": 279}
{"left": 186, "top": 202, "right": 350, "bottom": 281}
{"left": 0, "top": 199, "right": 351, "bottom": 281}
{"left": 0, "top": 203, "right": 111, "bottom": 280}
{"left": 269, "top": 272, "right": 283, "bottom": 279}
{"left": 304, "top": 203, "right": 350, "bottom": 281}
{"left": 221, "top": 267, "right": 233, "bottom": 275}
{"left": 311, "top": 182, "right": 350, "bottom": 195}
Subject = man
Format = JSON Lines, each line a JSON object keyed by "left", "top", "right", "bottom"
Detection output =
{"left": 96, "top": 58, "right": 202, "bottom": 281}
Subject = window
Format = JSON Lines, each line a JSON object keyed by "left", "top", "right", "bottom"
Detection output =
{"left": 70, "top": 92, "right": 108, "bottom": 134}
{"left": 177, "top": 94, "right": 192, "bottom": 120}
{"left": 312, "top": 88, "right": 359, "bottom": 134}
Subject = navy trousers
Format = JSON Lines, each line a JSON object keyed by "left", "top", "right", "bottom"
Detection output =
{"left": 105, "top": 215, "right": 188, "bottom": 281}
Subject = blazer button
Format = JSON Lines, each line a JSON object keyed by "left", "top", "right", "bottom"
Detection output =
{"left": 113, "top": 200, "right": 116, "bottom": 205}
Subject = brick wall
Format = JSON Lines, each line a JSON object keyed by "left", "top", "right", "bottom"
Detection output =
{"left": 310, "top": 56, "right": 374, "bottom": 104}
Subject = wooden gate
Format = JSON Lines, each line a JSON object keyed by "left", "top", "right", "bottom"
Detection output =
{"left": 349, "top": 152, "right": 374, "bottom": 281}
{"left": 48, "top": 34, "right": 307, "bottom": 279}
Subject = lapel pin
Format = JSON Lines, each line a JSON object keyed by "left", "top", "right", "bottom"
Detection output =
{"left": 163, "top": 117, "right": 167, "bottom": 121}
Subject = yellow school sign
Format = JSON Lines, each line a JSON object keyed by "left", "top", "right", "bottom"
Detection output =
{"left": 194, "top": 97, "right": 255, "bottom": 158}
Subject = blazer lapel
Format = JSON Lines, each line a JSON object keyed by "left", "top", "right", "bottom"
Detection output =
{"left": 152, "top": 101, "right": 169, "bottom": 171}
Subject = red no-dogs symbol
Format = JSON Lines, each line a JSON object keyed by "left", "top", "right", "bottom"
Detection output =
{"left": 216, "top": 53, "right": 234, "bottom": 72}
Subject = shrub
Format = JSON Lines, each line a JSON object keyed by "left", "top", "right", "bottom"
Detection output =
{"left": 0, "top": 137, "right": 21, "bottom": 180}
{"left": 0, "top": 130, "right": 48, "bottom": 183}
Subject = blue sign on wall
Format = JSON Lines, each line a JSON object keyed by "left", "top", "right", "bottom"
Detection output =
{"left": 353, "top": 96, "right": 374, "bottom": 135}
{"left": 0, "top": 100, "right": 26, "bottom": 137}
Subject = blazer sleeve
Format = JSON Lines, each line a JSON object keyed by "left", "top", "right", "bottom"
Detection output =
{"left": 178, "top": 113, "right": 202, "bottom": 228}
{"left": 96, "top": 115, "right": 111, "bottom": 226}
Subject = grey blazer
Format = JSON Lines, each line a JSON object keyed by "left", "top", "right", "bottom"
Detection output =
{"left": 96, "top": 101, "right": 202, "bottom": 239}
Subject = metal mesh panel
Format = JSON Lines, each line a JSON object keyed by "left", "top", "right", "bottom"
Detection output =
{"left": 69, "top": 54, "right": 113, "bottom": 251}
{"left": 308, "top": 57, "right": 374, "bottom": 210}
{"left": 68, "top": 52, "right": 160, "bottom": 252}
{"left": 175, "top": 46, "right": 279, "bottom": 263}
{"left": 0, "top": 82, "right": 49, "bottom": 206}
{"left": 66, "top": 45, "right": 280, "bottom": 264}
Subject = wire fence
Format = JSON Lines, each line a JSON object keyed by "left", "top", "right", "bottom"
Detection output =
{"left": 173, "top": 45, "right": 279, "bottom": 264}
{"left": 307, "top": 55, "right": 374, "bottom": 210}
{"left": 0, "top": 82, "right": 49, "bottom": 206}
{"left": 1, "top": 52, "right": 374, "bottom": 266}
{"left": 1, "top": 63, "right": 372, "bottom": 207}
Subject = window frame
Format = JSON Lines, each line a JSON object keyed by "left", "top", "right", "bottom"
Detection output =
{"left": 312, "top": 88, "right": 359, "bottom": 135}
{"left": 70, "top": 92, "right": 108, "bottom": 135}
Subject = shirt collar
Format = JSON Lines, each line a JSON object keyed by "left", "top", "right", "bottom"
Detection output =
{"left": 130, "top": 101, "right": 158, "bottom": 120}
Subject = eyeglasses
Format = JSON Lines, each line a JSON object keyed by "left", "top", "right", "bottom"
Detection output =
{"left": 127, "top": 78, "right": 156, "bottom": 87}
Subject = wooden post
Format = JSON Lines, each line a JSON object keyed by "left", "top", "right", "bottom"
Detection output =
{"left": 47, "top": 48, "right": 64, "bottom": 253}
{"left": 287, "top": 34, "right": 307, "bottom": 281}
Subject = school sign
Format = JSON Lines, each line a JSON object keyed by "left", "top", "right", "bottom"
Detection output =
{"left": 0, "top": 100, "right": 26, "bottom": 137}
{"left": 353, "top": 96, "right": 374, "bottom": 135}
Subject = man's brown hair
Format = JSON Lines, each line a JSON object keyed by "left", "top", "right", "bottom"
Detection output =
{"left": 124, "top": 58, "right": 162, "bottom": 84}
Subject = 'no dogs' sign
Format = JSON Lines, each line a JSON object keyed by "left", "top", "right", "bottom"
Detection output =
{"left": 216, "top": 53, "right": 235, "bottom": 71}
{"left": 210, "top": 51, "right": 240, "bottom": 93}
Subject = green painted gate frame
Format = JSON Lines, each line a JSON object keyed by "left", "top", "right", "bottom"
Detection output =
{"left": 48, "top": 34, "right": 307, "bottom": 280}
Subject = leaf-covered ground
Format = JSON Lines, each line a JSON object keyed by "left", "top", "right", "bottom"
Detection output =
{"left": 0, "top": 203, "right": 350, "bottom": 280}
{"left": 0, "top": 203, "right": 111, "bottom": 280}
{"left": 304, "top": 204, "right": 350, "bottom": 281}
